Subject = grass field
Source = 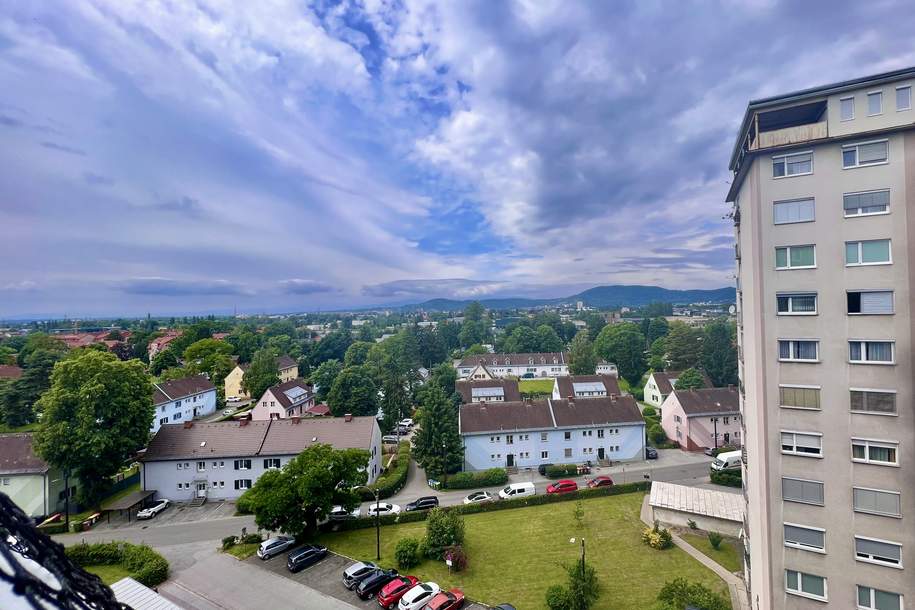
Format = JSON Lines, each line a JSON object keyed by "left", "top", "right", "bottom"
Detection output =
{"left": 318, "top": 493, "right": 729, "bottom": 610}
{"left": 225, "top": 543, "right": 260, "bottom": 560}
{"left": 0, "top": 422, "right": 40, "bottom": 433}
{"left": 84, "top": 564, "right": 132, "bottom": 585}
{"left": 518, "top": 378, "right": 555, "bottom": 396}
{"left": 681, "top": 533, "right": 743, "bottom": 573}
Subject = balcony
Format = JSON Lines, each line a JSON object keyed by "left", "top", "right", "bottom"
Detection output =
{"left": 750, "top": 120, "right": 827, "bottom": 150}
{"left": 742, "top": 99, "right": 828, "bottom": 154}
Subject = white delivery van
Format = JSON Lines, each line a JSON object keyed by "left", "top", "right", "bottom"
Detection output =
{"left": 711, "top": 450, "right": 742, "bottom": 471}
{"left": 498, "top": 482, "right": 536, "bottom": 499}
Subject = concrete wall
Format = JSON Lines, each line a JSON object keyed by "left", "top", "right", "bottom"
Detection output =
{"left": 651, "top": 506, "right": 742, "bottom": 538}
{"left": 457, "top": 364, "right": 569, "bottom": 379}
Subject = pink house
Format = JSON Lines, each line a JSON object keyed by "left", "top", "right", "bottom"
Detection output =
{"left": 251, "top": 379, "right": 315, "bottom": 421}
{"left": 660, "top": 387, "right": 740, "bottom": 452}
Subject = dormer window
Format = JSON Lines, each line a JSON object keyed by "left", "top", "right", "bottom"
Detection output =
{"left": 505, "top": 358, "right": 510, "bottom": 365}
{"left": 553, "top": 357, "right": 558, "bottom": 364}
{"left": 528, "top": 357, "right": 534, "bottom": 365}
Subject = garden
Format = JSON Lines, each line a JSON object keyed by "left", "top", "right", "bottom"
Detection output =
{"left": 518, "top": 378, "right": 555, "bottom": 397}
{"left": 66, "top": 541, "right": 169, "bottom": 587}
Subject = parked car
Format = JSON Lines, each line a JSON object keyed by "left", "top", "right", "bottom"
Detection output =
{"left": 329, "top": 505, "right": 361, "bottom": 520}
{"left": 586, "top": 475, "right": 614, "bottom": 488}
{"left": 342, "top": 561, "right": 379, "bottom": 589}
{"left": 377, "top": 575, "right": 419, "bottom": 609}
{"left": 286, "top": 544, "right": 327, "bottom": 572}
{"left": 398, "top": 582, "right": 441, "bottom": 610}
{"left": 396, "top": 425, "right": 411, "bottom": 435}
{"left": 382, "top": 435, "right": 400, "bottom": 444}
{"left": 493, "top": 605, "right": 517, "bottom": 610}
{"left": 356, "top": 567, "right": 399, "bottom": 599}
{"left": 537, "top": 463, "right": 553, "bottom": 476}
{"left": 136, "top": 498, "right": 170, "bottom": 520}
{"left": 366, "top": 502, "right": 401, "bottom": 517}
{"left": 257, "top": 536, "right": 296, "bottom": 560}
{"left": 226, "top": 396, "right": 240, "bottom": 402}
{"left": 711, "top": 450, "right": 742, "bottom": 471}
{"left": 222, "top": 408, "right": 234, "bottom": 416}
{"left": 645, "top": 447, "right": 658, "bottom": 460}
{"left": 704, "top": 447, "right": 716, "bottom": 457}
{"left": 498, "top": 482, "right": 536, "bottom": 500}
{"left": 546, "top": 480, "right": 579, "bottom": 495}
{"left": 521, "top": 372, "right": 535, "bottom": 378}
{"left": 462, "top": 490, "right": 494, "bottom": 505}
{"left": 405, "top": 496, "right": 439, "bottom": 512}
{"left": 398, "top": 418, "right": 414, "bottom": 428}
{"left": 422, "top": 589, "right": 465, "bottom": 610}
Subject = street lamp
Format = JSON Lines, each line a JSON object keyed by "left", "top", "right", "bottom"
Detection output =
{"left": 711, "top": 417, "right": 720, "bottom": 449}
{"left": 441, "top": 442, "right": 448, "bottom": 488}
{"left": 374, "top": 487, "right": 381, "bottom": 561}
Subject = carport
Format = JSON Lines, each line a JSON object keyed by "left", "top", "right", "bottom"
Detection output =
{"left": 102, "top": 489, "right": 157, "bottom": 523}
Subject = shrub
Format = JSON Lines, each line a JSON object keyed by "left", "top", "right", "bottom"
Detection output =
{"left": 545, "top": 464, "right": 579, "bottom": 478}
{"left": 641, "top": 521, "right": 673, "bottom": 550}
{"left": 648, "top": 424, "right": 667, "bottom": 445}
{"left": 441, "top": 468, "right": 508, "bottom": 490}
{"left": 655, "top": 577, "right": 730, "bottom": 610}
{"left": 394, "top": 537, "right": 421, "bottom": 569}
{"left": 546, "top": 584, "right": 572, "bottom": 610}
{"left": 66, "top": 542, "right": 169, "bottom": 588}
{"left": 360, "top": 442, "right": 410, "bottom": 500}
{"left": 707, "top": 531, "right": 723, "bottom": 550}
{"left": 443, "top": 545, "right": 467, "bottom": 572}
{"left": 425, "top": 508, "right": 464, "bottom": 559}
{"left": 240, "top": 533, "right": 262, "bottom": 544}
{"left": 687, "top": 519, "right": 698, "bottom": 530}
{"left": 236, "top": 488, "right": 256, "bottom": 514}
{"left": 36, "top": 522, "right": 68, "bottom": 536}
{"left": 710, "top": 469, "right": 742, "bottom": 488}
{"left": 709, "top": 445, "right": 739, "bottom": 457}
{"left": 221, "top": 535, "right": 238, "bottom": 550}
{"left": 641, "top": 406, "right": 657, "bottom": 418}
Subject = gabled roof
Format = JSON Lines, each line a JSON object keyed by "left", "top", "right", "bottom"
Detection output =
{"left": 554, "top": 375, "right": 621, "bottom": 398}
{"left": 650, "top": 370, "right": 712, "bottom": 395}
{"left": 0, "top": 365, "right": 23, "bottom": 380}
{"left": 459, "top": 400, "right": 554, "bottom": 434}
{"left": 266, "top": 378, "right": 313, "bottom": 410}
{"left": 551, "top": 396, "right": 643, "bottom": 427}
{"left": 305, "top": 403, "right": 331, "bottom": 416}
{"left": 237, "top": 354, "right": 297, "bottom": 373}
{"left": 0, "top": 433, "right": 49, "bottom": 475}
{"left": 457, "top": 352, "right": 569, "bottom": 367}
{"left": 672, "top": 387, "right": 739, "bottom": 416}
{"left": 152, "top": 375, "right": 216, "bottom": 405}
{"left": 259, "top": 416, "right": 376, "bottom": 456}
{"left": 456, "top": 379, "right": 521, "bottom": 403}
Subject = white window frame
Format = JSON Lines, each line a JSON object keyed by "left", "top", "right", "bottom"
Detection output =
{"left": 847, "top": 290, "right": 894, "bottom": 315}
{"left": 775, "top": 245, "right": 816, "bottom": 270}
{"left": 785, "top": 569, "right": 827, "bottom": 602}
{"left": 843, "top": 139, "right": 889, "bottom": 169}
{"left": 783, "top": 522, "right": 826, "bottom": 553}
{"left": 840, "top": 95, "right": 855, "bottom": 121}
{"left": 773, "top": 198, "right": 815, "bottom": 225}
{"left": 776, "top": 293, "right": 817, "bottom": 316}
{"left": 782, "top": 477, "right": 825, "bottom": 506}
{"left": 896, "top": 85, "right": 912, "bottom": 111}
{"left": 856, "top": 584, "right": 903, "bottom": 610}
{"left": 778, "top": 384, "right": 821, "bottom": 410}
{"left": 541, "top": 450, "right": 549, "bottom": 460}
{"left": 852, "top": 486, "right": 902, "bottom": 518}
{"left": 867, "top": 90, "right": 884, "bottom": 116}
{"left": 852, "top": 438, "right": 899, "bottom": 466}
{"left": 772, "top": 150, "right": 813, "bottom": 178}
{"left": 848, "top": 340, "right": 895, "bottom": 365}
{"left": 844, "top": 189, "right": 890, "bottom": 217}
{"left": 778, "top": 339, "right": 819, "bottom": 363}
{"left": 781, "top": 430, "right": 823, "bottom": 458}
{"left": 855, "top": 535, "right": 903, "bottom": 569}
{"left": 849, "top": 388, "right": 897, "bottom": 416}
{"left": 846, "top": 239, "right": 892, "bottom": 266}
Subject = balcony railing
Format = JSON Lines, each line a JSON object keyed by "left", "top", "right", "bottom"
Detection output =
{"left": 749, "top": 120, "right": 827, "bottom": 150}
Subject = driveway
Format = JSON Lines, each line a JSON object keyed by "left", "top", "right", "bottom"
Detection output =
{"left": 92, "top": 500, "right": 238, "bottom": 531}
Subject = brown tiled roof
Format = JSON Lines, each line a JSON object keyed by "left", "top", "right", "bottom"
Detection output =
{"left": 267, "top": 378, "right": 313, "bottom": 410}
{"left": 276, "top": 355, "right": 298, "bottom": 371}
{"left": 551, "top": 396, "right": 644, "bottom": 427}
{"left": 554, "top": 375, "right": 621, "bottom": 398}
{"left": 0, "top": 365, "right": 23, "bottom": 380}
{"left": 673, "top": 387, "right": 739, "bottom": 416}
{"left": 152, "top": 374, "right": 216, "bottom": 405}
{"left": 305, "top": 403, "right": 331, "bottom": 416}
{"left": 259, "top": 416, "right": 376, "bottom": 456}
{"left": 457, "top": 352, "right": 569, "bottom": 367}
{"left": 0, "top": 433, "right": 49, "bottom": 474}
{"left": 459, "top": 400, "right": 555, "bottom": 434}
{"left": 651, "top": 370, "right": 712, "bottom": 394}
{"left": 456, "top": 379, "right": 521, "bottom": 403}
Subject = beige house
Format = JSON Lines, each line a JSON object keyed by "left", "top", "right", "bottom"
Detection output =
{"left": 0, "top": 433, "right": 77, "bottom": 519}
{"left": 224, "top": 354, "right": 298, "bottom": 400}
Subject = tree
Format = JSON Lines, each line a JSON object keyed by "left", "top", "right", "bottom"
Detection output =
{"left": 183, "top": 338, "right": 232, "bottom": 364}
{"left": 149, "top": 349, "right": 179, "bottom": 376}
{"left": 226, "top": 328, "right": 261, "bottom": 363}
{"left": 2, "top": 348, "right": 66, "bottom": 426}
{"left": 702, "top": 320, "right": 738, "bottom": 387}
{"left": 380, "top": 375, "right": 409, "bottom": 434}
{"left": 424, "top": 508, "right": 465, "bottom": 559}
{"left": 535, "top": 324, "right": 564, "bottom": 352}
{"left": 646, "top": 318, "right": 670, "bottom": 345}
{"left": 458, "top": 320, "right": 486, "bottom": 348}
{"left": 437, "top": 321, "right": 461, "bottom": 352}
{"left": 344, "top": 341, "right": 374, "bottom": 367}
{"left": 309, "top": 359, "right": 343, "bottom": 402}
{"left": 110, "top": 342, "right": 134, "bottom": 361}
{"left": 581, "top": 313, "right": 606, "bottom": 342}
{"left": 415, "top": 326, "right": 447, "bottom": 368}
{"left": 242, "top": 348, "right": 280, "bottom": 401}
{"left": 34, "top": 350, "right": 153, "bottom": 506}
{"left": 665, "top": 322, "right": 703, "bottom": 370}
{"left": 183, "top": 339, "right": 235, "bottom": 403}
{"left": 674, "top": 368, "right": 705, "bottom": 390}
{"left": 412, "top": 385, "right": 463, "bottom": 478}
{"left": 463, "top": 344, "right": 488, "bottom": 357}
{"left": 309, "top": 329, "right": 353, "bottom": 367}
{"left": 546, "top": 555, "right": 600, "bottom": 610}
{"left": 105, "top": 330, "right": 123, "bottom": 341}
{"left": 503, "top": 325, "right": 538, "bottom": 353}
{"left": 242, "top": 444, "right": 369, "bottom": 537}
{"left": 641, "top": 302, "right": 673, "bottom": 317}
{"left": 464, "top": 301, "right": 484, "bottom": 322}
{"left": 594, "top": 323, "right": 647, "bottom": 386}
{"left": 427, "top": 363, "right": 457, "bottom": 397}
{"left": 648, "top": 337, "right": 667, "bottom": 371}
{"left": 568, "top": 331, "right": 597, "bottom": 375}
{"left": 326, "top": 366, "right": 378, "bottom": 417}
{"left": 16, "top": 333, "right": 67, "bottom": 367}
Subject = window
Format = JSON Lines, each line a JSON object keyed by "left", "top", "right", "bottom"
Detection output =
{"left": 159, "top": 417, "right": 168, "bottom": 426}
{"left": 777, "top": 293, "right": 816, "bottom": 315}
{"left": 1, "top": 478, "right": 8, "bottom": 486}
{"left": 234, "top": 479, "right": 253, "bottom": 490}
{"left": 176, "top": 482, "right": 182, "bottom": 490}
{"left": 775, "top": 245, "right": 815, "bottom": 269}
{"left": 773, "top": 198, "right": 815, "bottom": 224}
{"left": 541, "top": 451, "right": 549, "bottom": 459}
{"left": 779, "top": 385, "right": 820, "bottom": 410}
{"left": 219, "top": 481, "right": 225, "bottom": 488}
{"left": 846, "top": 239, "right": 891, "bottom": 265}
{"left": 773, "top": 151, "right": 812, "bottom": 177}
{"left": 840, "top": 96, "right": 855, "bottom": 121}
{"left": 171, "top": 413, "right": 181, "bottom": 421}
{"left": 896, "top": 85, "right": 912, "bottom": 111}
{"left": 848, "top": 291, "right": 893, "bottom": 314}
{"left": 597, "top": 429, "right": 604, "bottom": 439}
{"left": 849, "top": 341, "right": 894, "bottom": 364}
{"left": 852, "top": 439, "right": 898, "bottom": 465}
{"left": 176, "top": 463, "right": 183, "bottom": 471}
{"left": 212, "top": 481, "right": 218, "bottom": 488}
{"left": 564, "top": 431, "right": 571, "bottom": 441}
{"left": 782, "top": 477, "right": 824, "bottom": 505}
{"left": 781, "top": 431, "right": 822, "bottom": 457}
{"left": 582, "top": 430, "right": 592, "bottom": 437}
{"left": 784, "top": 523, "right": 825, "bottom": 552}
{"left": 723, "top": 417, "right": 730, "bottom": 425}
{"left": 844, "top": 189, "right": 889, "bottom": 216}
{"left": 785, "top": 570, "right": 826, "bottom": 601}
{"left": 855, "top": 536, "right": 902, "bottom": 567}
{"left": 843, "top": 140, "right": 888, "bottom": 168}
{"left": 196, "top": 461, "right": 206, "bottom": 472}
{"left": 506, "top": 435, "right": 514, "bottom": 445}
{"left": 867, "top": 91, "right": 883, "bottom": 115}
{"left": 851, "top": 390, "right": 896, "bottom": 415}
{"left": 853, "top": 487, "right": 901, "bottom": 518}
{"left": 564, "top": 448, "right": 572, "bottom": 458}
{"left": 778, "top": 340, "right": 819, "bottom": 362}
{"left": 857, "top": 585, "right": 902, "bottom": 610}
{"left": 263, "top": 458, "right": 280, "bottom": 469}
{"left": 234, "top": 459, "right": 252, "bottom": 470}
{"left": 540, "top": 432, "right": 548, "bottom": 442}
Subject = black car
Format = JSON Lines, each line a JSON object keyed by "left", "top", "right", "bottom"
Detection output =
{"left": 404, "top": 496, "right": 439, "bottom": 512}
{"left": 355, "top": 567, "right": 399, "bottom": 599}
{"left": 646, "top": 447, "right": 658, "bottom": 459}
{"left": 538, "top": 463, "right": 554, "bottom": 476}
{"left": 286, "top": 544, "right": 327, "bottom": 573}
{"left": 494, "top": 605, "right": 518, "bottom": 610}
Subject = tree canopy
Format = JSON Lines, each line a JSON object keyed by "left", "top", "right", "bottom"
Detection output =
{"left": 412, "top": 384, "right": 463, "bottom": 478}
{"left": 674, "top": 367, "right": 705, "bottom": 390}
{"left": 664, "top": 322, "right": 704, "bottom": 371}
{"left": 701, "top": 320, "right": 738, "bottom": 387}
{"left": 309, "top": 359, "right": 343, "bottom": 402}
{"left": 568, "top": 330, "right": 597, "bottom": 375}
{"left": 242, "top": 348, "right": 281, "bottom": 400}
{"left": 594, "top": 323, "right": 647, "bottom": 386}
{"left": 327, "top": 365, "right": 379, "bottom": 417}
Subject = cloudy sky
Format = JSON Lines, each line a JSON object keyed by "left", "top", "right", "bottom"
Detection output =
{"left": 2, "top": 1, "right": 913, "bottom": 317}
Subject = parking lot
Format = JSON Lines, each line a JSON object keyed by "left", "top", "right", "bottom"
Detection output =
{"left": 93, "top": 499, "right": 238, "bottom": 531}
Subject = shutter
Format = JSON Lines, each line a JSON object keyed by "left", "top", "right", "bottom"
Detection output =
{"left": 858, "top": 142, "right": 887, "bottom": 163}
{"left": 784, "top": 525, "right": 824, "bottom": 549}
{"left": 803, "top": 480, "right": 824, "bottom": 504}
{"left": 860, "top": 291, "right": 893, "bottom": 314}
{"left": 782, "top": 478, "right": 802, "bottom": 501}
{"left": 856, "top": 538, "right": 900, "bottom": 561}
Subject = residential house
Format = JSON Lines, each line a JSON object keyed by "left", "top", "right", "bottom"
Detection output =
{"left": 251, "top": 379, "right": 315, "bottom": 421}
{"left": 0, "top": 433, "right": 77, "bottom": 519}
{"left": 660, "top": 387, "right": 740, "bottom": 452}
{"left": 151, "top": 375, "right": 217, "bottom": 434}
{"left": 459, "top": 395, "right": 645, "bottom": 471}
{"left": 0, "top": 365, "right": 23, "bottom": 380}
{"left": 552, "top": 375, "right": 621, "bottom": 400}
{"left": 223, "top": 354, "right": 298, "bottom": 400}
{"left": 596, "top": 360, "right": 619, "bottom": 376}
{"left": 140, "top": 415, "right": 381, "bottom": 502}
{"left": 147, "top": 331, "right": 182, "bottom": 360}
{"left": 642, "top": 370, "right": 712, "bottom": 410}
{"left": 455, "top": 352, "right": 570, "bottom": 379}
{"left": 456, "top": 379, "right": 522, "bottom": 404}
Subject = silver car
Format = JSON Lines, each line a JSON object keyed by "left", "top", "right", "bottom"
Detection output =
{"left": 342, "top": 561, "right": 378, "bottom": 589}
{"left": 257, "top": 536, "right": 295, "bottom": 560}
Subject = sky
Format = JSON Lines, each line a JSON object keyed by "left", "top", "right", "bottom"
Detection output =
{"left": 2, "top": 1, "right": 914, "bottom": 318}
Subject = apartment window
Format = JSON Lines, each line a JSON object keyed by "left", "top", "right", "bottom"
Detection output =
{"left": 844, "top": 189, "right": 889, "bottom": 216}
{"left": 840, "top": 96, "right": 855, "bottom": 121}
{"left": 784, "top": 523, "right": 826, "bottom": 552}
{"left": 171, "top": 413, "right": 181, "bottom": 421}
{"left": 541, "top": 451, "right": 549, "bottom": 460}
{"left": 779, "top": 385, "right": 820, "bottom": 410}
{"left": 781, "top": 431, "right": 822, "bottom": 457}
{"left": 234, "top": 459, "right": 252, "bottom": 470}
{"left": 263, "top": 458, "right": 280, "bottom": 469}
{"left": 159, "top": 417, "right": 168, "bottom": 426}
{"left": 777, "top": 293, "right": 816, "bottom": 315}
{"left": 867, "top": 91, "right": 883, "bottom": 115}
{"left": 896, "top": 85, "right": 912, "bottom": 111}
{"left": 564, "top": 431, "right": 571, "bottom": 441}
{"left": 234, "top": 479, "right": 253, "bottom": 490}
{"left": 843, "top": 140, "right": 888, "bottom": 168}
{"left": 540, "top": 432, "right": 548, "bottom": 442}
{"left": 582, "top": 430, "right": 592, "bottom": 437}
{"left": 852, "top": 439, "right": 898, "bottom": 466}
{"left": 857, "top": 585, "right": 902, "bottom": 610}
{"left": 853, "top": 487, "right": 901, "bottom": 518}
{"left": 773, "top": 151, "right": 812, "bottom": 177}
{"left": 778, "top": 340, "right": 819, "bottom": 362}
{"left": 855, "top": 536, "right": 902, "bottom": 568}
{"left": 506, "top": 435, "right": 514, "bottom": 445}
{"left": 782, "top": 477, "right": 824, "bottom": 506}
{"left": 196, "top": 461, "right": 205, "bottom": 472}
{"left": 564, "top": 448, "right": 572, "bottom": 458}
{"left": 212, "top": 481, "right": 218, "bottom": 488}
{"left": 775, "top": 245, "right": 815, "bottom": 269}
{"left": 176, "top": 463, "right": 184, "bottom": 470}
{"left": 597, "top": 429, "right": 604, "bottom": 439}
{"left": 846, "top": 239, "right": 891, "bottom": 265}
{"left": 848, "top": 291, "right": 893, "bottom": 314}
{"left": 851, "top": 390, "right": 896, "bottom": 415}
{"left": 849, "top": 341, "right": 894, "bottom": 364}
{"left": 219, "top": 481, "right": 225, "bottom": 488}
{"left": 785, "top": 569, "right": 827, "bottom": 601}
{"left": 773, "top": 198, "right": 815, "bottom": 224}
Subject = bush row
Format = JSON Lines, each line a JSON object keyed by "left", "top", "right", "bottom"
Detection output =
{"left": 544, "top": 464, "right": 579, "bottom": 478}
{"left": 710, "top": 469, "right": 742, "bottom": 488}
{"left": 441, "top": 468, "right": 507, "bottom": 490}
{"left": 36, "top": 522, "right": 68, "bottom": 536}
{"left": 66, "top": 542, "right": 169, "bottom": 587}
{"left": 359, "top": 441, "right": 411, "bottom": 501}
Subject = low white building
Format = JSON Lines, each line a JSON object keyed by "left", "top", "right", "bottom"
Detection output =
{"left": 151, "top": 375, "right": 217, "bottom": 434}
{"left": 455, "top": 352, "right": 570, "bottom": 379}
{"left": 648, "top": 481, "right": 744, "bottom": 536}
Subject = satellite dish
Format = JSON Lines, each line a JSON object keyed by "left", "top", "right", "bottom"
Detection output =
{"left": 728, "top": 305, "right": 736, "bottom": 315}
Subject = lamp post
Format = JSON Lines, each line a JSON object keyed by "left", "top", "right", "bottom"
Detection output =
{"left": 64, "top": 468, "right": 71, "bottom": 532}
{"left": 374, "top": 487, "right": 380, "bottom": 561}
{"left": 712, "top": 417, "right": 720, "bottom": 449}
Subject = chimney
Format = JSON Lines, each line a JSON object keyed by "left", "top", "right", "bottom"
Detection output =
{"left": 344, "top": 413, "right": 353, "bottom": 422}
{"left": 610, "top": 393, "right": 617, "bottom": 401}
{"left": 183, "top": 421, "right": 193, "bottom": 429}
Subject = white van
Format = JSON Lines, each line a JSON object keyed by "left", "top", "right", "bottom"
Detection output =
{"left": 498, "top": 482, "right": 536, "bottom": 499}
{"left": 711, "top": 450, "right": 742, "bottom": 471}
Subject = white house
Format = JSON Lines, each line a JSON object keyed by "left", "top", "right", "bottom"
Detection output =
{"left": 642, "top": 370, "right": 712, "bottom": 410}
{"left": 251, "top": 378, "right": 315, "bottom": 421}
{"left": 596, "top": 360, "right": 618, "bottom": 376}
{"left": 151, "top": 375, "right": 217, "bottom": 434}
{"left": 0, "top": 433, "right": 78, "bottom": 519}
{"left": 552, "top": 375, "right": 622, "bottom": 399}
{"left": 455, "top": 352, "right": 570, "bottom": 379}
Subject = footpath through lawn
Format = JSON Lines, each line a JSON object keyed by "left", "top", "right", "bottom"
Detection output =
{"left": 318, "top": 492, "right": 730, "bottom": 609}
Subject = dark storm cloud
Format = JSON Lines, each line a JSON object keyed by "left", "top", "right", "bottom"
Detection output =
{"left": 119, "top": 278, "right": 252, "bottom": 296}
{"left": 279, "top": 279, "right": 338, "bottom": 295}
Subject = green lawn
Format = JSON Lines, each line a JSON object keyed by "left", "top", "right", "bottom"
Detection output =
{"left": 518, "top": 378, "right": 555, "bottom": 395}
{"left": 680, "top": 533, "right": 743, "bottom": 574}
{"left": 318, "top": 493, "right": 729, "bottom": 610}
{"left": 0, "top": 422, "right": 40, "bottom": 433}
{"left": 225, "top": 543, "right": 260, "bottom": 560}
{"left": 84, "top": 564, "right": 131, "bottom": 585}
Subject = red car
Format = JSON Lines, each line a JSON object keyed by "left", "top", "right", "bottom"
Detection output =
{"left": 546, "top": 479, "right": 579, "bottom": 494}
{"left": 586, "top": 475, "right": 614, "bottom": 488}
{"left": 422, "top": 589, "right": 465, "bottom": 610}
{"left": 377, "top": 575, "right": 419, "bottom": 609}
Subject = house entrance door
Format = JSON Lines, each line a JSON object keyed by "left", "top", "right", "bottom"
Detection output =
{"left": 196, "top": 482, "right": 207, "bottom": 498}
{"left": 597, "top": 447, "right": 605, "bottom": 460}
{"left": 506, "top": 454, "right": 514, "bottom": 468}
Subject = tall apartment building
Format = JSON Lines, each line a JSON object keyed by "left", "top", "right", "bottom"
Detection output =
{"left": 728, "top": 68, "right": 914, "bottom": 610}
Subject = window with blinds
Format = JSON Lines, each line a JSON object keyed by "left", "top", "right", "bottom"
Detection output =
{"left": 781, "top": 431, "right": 822, "bottom": 457}
{"left": 782, "top": 477, "right": 824, "bottom": 505}
{"left": 848, "top": 290, "right": 893, "bottom": 314}
{"left": 855, "top": 537, "right": 902, "bottom": 567}
{"left": 777, "top": 293, "right": 817, "bottom": 315}
{"left": 850, "top": 390, "right": 896, "bottom": 414}
{"left": 784, "top": 524, "right": 825, "bottom": 551}
{"left": 773, "top": 198, "right": 815, "bottom": 224}
{"left": 779, "top": 386, "right": 820, "bottom": 410}
{"left": 844, "top": 189, "right": 889, "bottom": 216}
{"left": 843, "top": 140, "right": 888, "bottom": 168}
{"left": 853, "top": 487, "right": 901, "bottom": 517}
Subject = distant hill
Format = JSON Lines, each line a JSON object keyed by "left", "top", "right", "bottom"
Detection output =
{"left": 402, "top": 284, "right": 735, "bottom": 312}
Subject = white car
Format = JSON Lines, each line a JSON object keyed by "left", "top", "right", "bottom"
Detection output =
{"left": 398, "top": 418, "right": 414, "bottom": 428}
{"left": 226, "top": 396, "right": 240, "bottom": 402}
{"left": 463, "top": 490, "right": 494, "bottom": 505}
{"left": 222, "top": 408, "right": 234, "bottom": 416}
{"left": 366, "top": 502, "right": 401, "bottom": 517}
{"left": 329, "top": 505, "right": 361, "bottom": 520}
{"left": 398, "top": 582, "right": 440, "bottom": 610}
{"left": 136, "top": 499, "right": 170, "bottom": 520}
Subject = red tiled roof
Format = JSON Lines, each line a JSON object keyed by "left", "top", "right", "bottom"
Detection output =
{"left": 306, "top": 403, "right": 331, "bottom": 416}
{"left": 554, "top": 375, "right": 621, "bottom": 398}
{"left": 651, "top": 370, "right": 712, "bottom": 394}
{"left": 550, "top": 395, "right": 643, "bottom": 427}
{"left": 0, "top": 433, "right": 49, "bottom": 474}
{"left": 152, "top": 374, "right": 216, "bottom": 405}
{"left": 672, "top": 387, "right": 739, "bottom": 416}
{"left": 0, "top": 365, "right": 23, "bottom": 380}
{"left": 459, "top": 400, "right": 555, "bottom": 434}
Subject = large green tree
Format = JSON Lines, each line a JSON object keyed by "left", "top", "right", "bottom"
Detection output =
{"left": 648, "top": 337, "right": 668, "bottom": 371}
{"left": 309, "top": 329, "right": 353, "bottom": 367}
{"left": 16, "top": 333, "right": 67, "bottom": 367}
{"left": 568, "top": 330, "right": 597, "bottom": 375}
{"left": 594, "top": 323, "right": 647, "bottom": 386}
{"left": 464, "top": 301, "right": 484, "bottom": 322}
{"left": 674, "top": 367, "right": 705, "bottom": 390}
{"left": 701, "top": 320, "right": 738, "bottom": 387}
{"left": 665, "top": 321, "right": 704, "bottom": 371}
{"left": 309, "top": 359, "right": 343, "bottom": 402}
{"left": 149, "top": 349, "right": 179, "bottom": 376}
{"left": 458, "top": 320, "right": 487, "bottom": 348}
{"left": 34, "top": 350, "right": 153, "bottom": 506}
{"left": 183, "top": 339, "right": 234, "bottom": 403}
{"left": 646, "top": 317, "right": 670, "bottom": 345}
{"left": 412, "top": 385, "right": 463, "bottom": 478}
{"left": 535, "top": 324, "right": 564, "bottom": 352}
{"left": 343, "top": 341, "right": 374, "bottom": 367}
{"left": 242, "top": 348, "right": 280, "bottom": 400}
{"left": 327, "top": 365, "right": 378, "bottom": 417}
{"left": 2, "top": 348, "right": 66, "bottom": 426}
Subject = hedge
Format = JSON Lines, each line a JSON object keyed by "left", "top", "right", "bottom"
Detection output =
{"left": 710, "top": 469, "right": 742, "bottom": 488}
{"left": 441, "top": 468, "right": 507, "bottom": 490}
{"left": 544, "top": 464, "right": 578, "bottom": 479}
{"left": 66, "top": 542, "right": 169, "bottom": 587}
{"left": 36, "top": 522, "right": 68, "bottom": 536}
{"left": 359, "top": 441, "right": 411, "bottom": 501}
